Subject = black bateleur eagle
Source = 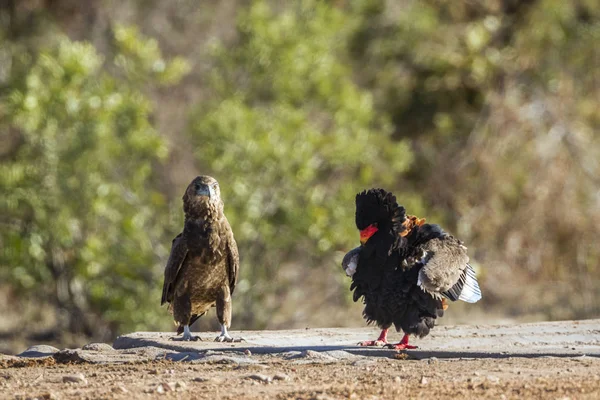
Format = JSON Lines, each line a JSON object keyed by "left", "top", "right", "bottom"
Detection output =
{"left": 342, "top": 188, "right": 481, "bottom": 349}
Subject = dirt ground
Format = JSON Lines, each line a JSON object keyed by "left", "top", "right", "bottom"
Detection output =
{"left": 2, "top": 355, "right": 600, "bottom": 399}
{"left": 2, "top": 320, "right": 600, "bottom": 399}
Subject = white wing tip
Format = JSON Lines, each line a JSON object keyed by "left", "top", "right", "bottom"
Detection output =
{"left": 458, "top": 266, "right": 482, "bottom": 303}
{"left": 344, "top": 260, "right": 357, "bottom": 277}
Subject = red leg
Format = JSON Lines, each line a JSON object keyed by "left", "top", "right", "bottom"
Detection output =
{"left": 385, "top": 334, "right": 418, "bottom": 350}
{"left": 358, "top": 328, "right": 389, "bottom": 347}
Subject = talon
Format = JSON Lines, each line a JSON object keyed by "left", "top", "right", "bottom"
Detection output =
{"left": 385, "top": 343, "right": 418, "bottom": 350}
{"left": 173, "top": 325, "right": 201, "bottom": 341}
{"left": 358, "top": 340, "right": 388, "bottom": 347}
{"left": 216, "top": 324, "right": 238, "bottom": 343}
{"left": 359, "top": 329, "right": 389, "bottom": 347}
{"left": 385, "top": 334, "right": 417, "bottom": 350}
{"left": 170, "top": 335, "right": 201, "bottom": 342}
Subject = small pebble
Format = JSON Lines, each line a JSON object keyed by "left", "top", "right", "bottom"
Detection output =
{"left": 394, "top": 376, "right": 402, "bottom": 384}
{"left": 273, "top": 373, "right": 290, "bottom": 381}
{"left": 62, "top": 373, "right": 87, "bottom": 385}
{"left": 245, "top": 374, "right": 272, "bottom": 383}
{"left": 112, "top": 385, "right": 128, "bottom": 393}
{"left": 420, "top": 376, "right": 428, "bottom": 385}
{"left": 30, "top": 393, "right": 58, "bottom": 400}
{"left": 244, "top": 349, "right": 252, "bottom": 356}
{"left": 18, "top": 345, "right": 61, "bottom": 358}
{"left": 81, "top": 343, "right": 114, "bottom": 352}
{"left": 351, "top": 360, "right": 376, "bottom": 367}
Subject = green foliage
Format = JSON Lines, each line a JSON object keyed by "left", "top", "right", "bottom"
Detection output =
{"left": 347, "top": 0, "right": 600, "bottom": 318}
{"left": 189, "top": 0, "right": 415, "bottom": 327}
{"left": 1, "top": 0, "right": 599, "bottom": 341}
{"left": 0, "top": 27, "right": 188, "bottom": 337}
{"left": 113, "top": 25, "right": 191, "bottom": 86}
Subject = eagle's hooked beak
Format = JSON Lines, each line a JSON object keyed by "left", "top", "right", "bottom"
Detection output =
{"left": 195, "top": 183, "right": 218, "bottom": 200}
{"left": 195, "top": 183, "right": 211, "bottom": 198}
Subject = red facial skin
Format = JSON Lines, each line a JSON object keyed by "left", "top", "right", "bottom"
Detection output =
{"left": 359, "top": 224, "right": 379, "bottom": 245}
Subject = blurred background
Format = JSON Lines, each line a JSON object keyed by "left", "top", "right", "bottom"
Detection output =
{"left": 1, "top": 0, "right": 599, "bottom": 354}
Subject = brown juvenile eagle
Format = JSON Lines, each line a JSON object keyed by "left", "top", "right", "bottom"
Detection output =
{"left": 161, "top": 176, "right": 240, "bottom": 342}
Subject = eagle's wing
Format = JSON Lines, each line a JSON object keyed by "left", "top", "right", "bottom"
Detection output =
{"left": 224, "top": 217, "right": 239, "bottom": 295}
{"left": 416, "top": 236, "right": 481, "bottom": 303}
{"left": 161, "top": 233, "right": 188, "bottom": 305}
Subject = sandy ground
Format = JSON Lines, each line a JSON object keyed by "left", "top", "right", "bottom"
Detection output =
{"left": 2, "top": 355, "right": 600, "bottom": 399}
{"left": 1, "top": 320, "right": 599, "bottom": 399}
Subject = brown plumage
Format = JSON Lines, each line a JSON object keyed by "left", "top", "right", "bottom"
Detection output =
{"left": 161, "top": 176, "right": 240, "bottom": 342}
{"left": 414, "top": 236, "right": 471, "bottom": 299}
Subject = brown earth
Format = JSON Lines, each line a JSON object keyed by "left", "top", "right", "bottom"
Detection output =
{"left": 1, "top": 355, "right": 600, "bottom": 399}
{"left": 1, "top": 320, "right": 600, "bottom": 399}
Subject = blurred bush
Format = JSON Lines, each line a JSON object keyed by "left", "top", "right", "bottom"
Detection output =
{"left": 0, "top": 23, "right": 188, "bottom": 338}
{"left": 188, "top": 0, "right": 416, "bottom": 328}
{"left": 347, "top": 0, "right": 600, "bottom": 318}
{"left": 0, "top": 0, "right": 598, "bottom": 343}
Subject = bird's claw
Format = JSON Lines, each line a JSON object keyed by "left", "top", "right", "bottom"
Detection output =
{"left": 215, "top": 335, "right": 231, "bottom": 343}
{"left": 358, "top": 340, "right": 388, "bottom": 347}
{"left": 215, "top": 335, "right": 244, "bottom": 343}
{"left": 384, "top": 343, "right": 418, "bottom": 350}
{"left": 169, "top": 335, "right": 201, "bottom": 342}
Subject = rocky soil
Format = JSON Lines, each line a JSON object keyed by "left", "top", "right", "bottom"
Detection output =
{"left": 1, "top": 319, "right": 599, "bottom": 399}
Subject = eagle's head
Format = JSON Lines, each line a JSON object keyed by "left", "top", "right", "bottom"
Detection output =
{"left": 183, "top": 175, "right": 223, "bottom": 217}
{"left": 355, "top": 188, "right": 406, "bottom": 244}
{"left": 355, "top": 189, "right": 385, "bottom": 231}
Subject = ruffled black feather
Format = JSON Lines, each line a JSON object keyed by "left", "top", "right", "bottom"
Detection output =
{"left": 350, "top": 188, "right": 445, "bottom": 338}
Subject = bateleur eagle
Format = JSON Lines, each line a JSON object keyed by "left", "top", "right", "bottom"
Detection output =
{"left": 342, "top": 188, "right": 481, "bottom": 349}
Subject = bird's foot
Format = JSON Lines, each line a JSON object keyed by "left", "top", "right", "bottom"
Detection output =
{"left": 215, "top": 324, "right": 244, "bottom": 343}
{"left": 384, "top": 342, "right": 418, "bottom": 350}
{"left": 358, "top": 329, "right": 389, "bottom": 347}
{"left": 214, "top": 334, "right": 244, "bottom": 343}
{"left": 384, "top": 334, "right": 417, "bottom": 350}
{"left": 358, "top": 339, "right": 388, "bottom": 347}
{"left": 169, "top": 335, "right": 201, "bottom": 342}
{"left": 169, "top": 325, "right": 201, "bottom": 341}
